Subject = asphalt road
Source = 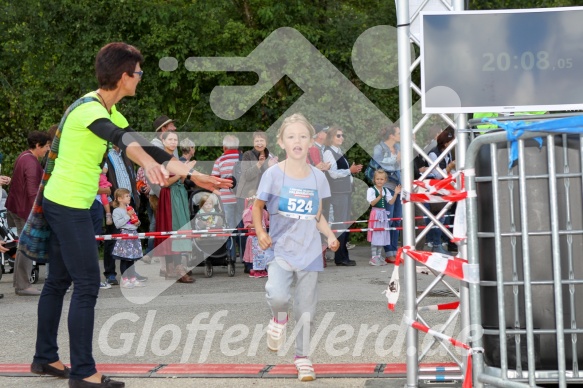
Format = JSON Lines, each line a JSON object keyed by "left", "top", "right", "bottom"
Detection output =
{"left": 0, "top": 245, "right": 463, "bottom": 387}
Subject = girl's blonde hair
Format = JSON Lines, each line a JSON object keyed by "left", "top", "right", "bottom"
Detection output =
{"left": 111, "top": 188, "right": 131, "bottom": 208}
{"left": 373, "top": 169, "right": 388, "bottom": 180}
{"left": 200, "top": 193, "right": 217, "bottom": 209}
{"left": 276, "top": 113, "right": 315, "bottom": 141}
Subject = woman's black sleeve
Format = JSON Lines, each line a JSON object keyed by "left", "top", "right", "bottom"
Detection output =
{"left": 88, "top": 118, "right": 172, "bottom": 164}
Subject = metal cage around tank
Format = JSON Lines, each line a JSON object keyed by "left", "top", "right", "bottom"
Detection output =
{"left": 465, "top": 115, "right": 583, "bottom": 388}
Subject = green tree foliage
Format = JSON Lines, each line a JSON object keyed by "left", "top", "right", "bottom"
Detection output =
{"left": 1, "top": 0, "right": 577, "bottom": 172}
{"left": 0, "top": 0, "right": 401, "bottom": 172}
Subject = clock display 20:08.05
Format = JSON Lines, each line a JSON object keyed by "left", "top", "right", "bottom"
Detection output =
{"left": 482, "top": 51, "right": 573, "bottom": 72}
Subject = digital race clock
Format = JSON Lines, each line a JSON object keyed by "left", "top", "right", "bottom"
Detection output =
{"left": 421, "top": 7, "right": 583, "bottom": 113}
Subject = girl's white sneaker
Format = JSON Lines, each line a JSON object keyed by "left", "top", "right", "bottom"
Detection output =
{"left": 266, "top": 318, "right": 287, "bottom": 351}
{"left": 121, "top": 278, "right": 134, "bottom": 289}
{"left": 294, "top": 357, "right": 316, "bottom": 382}
{"left": 368, "top": 255, "right": 386, "bottom": 266}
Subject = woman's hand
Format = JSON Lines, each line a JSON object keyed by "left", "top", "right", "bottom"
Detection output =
{"left": 349, "top": 162, "right": 363, "bottom": 174}
{"left": 0, "top": 175, "right": 11, "bottom": 185}
{"left": 0, "top": 241, "right": 8, "bottom": 253}
{"left": 328, "top": 236, "right": 340, "bottom": 252}
{"left": 191, "top": 173, "right": 233, "bottom": 193}
{"left": 257, "top": 153, "right": 266, "bottom": 168}
{"left": 257, "top": 231, "right": 272, "bottom": 250}
{"left": 267, "top": 156, "right": 278, "bottom": 167}
{"left": 185, "top": 160, "right": 197, "bottom": 170}
{"left": 144, "top": 163, "right": 169, "bottom": 186}
{"left": 446, "top": 160, "right": 456, "bottom": 173}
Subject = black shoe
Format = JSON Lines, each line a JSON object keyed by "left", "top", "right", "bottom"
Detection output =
{"left": 69, "top": 375, "right": 125, "bottom": 388}
{"left": 335, "top": 260, "right": 356, "bottom": 266}
{"left": 31, "top": 362, "right": 70, "bottom": 378}
{"left": 106, "top": 276, "right": 119, "bottom": 286}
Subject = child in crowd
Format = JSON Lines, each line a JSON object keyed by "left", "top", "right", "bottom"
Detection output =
{"left": 367, "top": 169, "right": 401, "bottom": 266}
{"left": 195, "top": 193, "right": 223, "bottom": 230}
{"left": 253, "top": 113, "right": 339, "bottom": 382}
{"left": 242, "top": 191, "right": 269, "bottom": 278}
{"left": 111, "top": 188, "right": 145, "bottom": 289}
{"left": 99, "top": 166, "right": 113, "bottom": 225}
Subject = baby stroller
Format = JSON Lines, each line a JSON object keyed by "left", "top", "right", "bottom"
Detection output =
{"left": 189, "top": 189, "right": 236, "bottom": 277}
{"left": 0, "top": 209, "right": 42, "bottom": 284}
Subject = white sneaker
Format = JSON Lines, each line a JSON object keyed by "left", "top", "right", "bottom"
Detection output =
{"left": 346, "top": 242, "right": 356, "bottom": 250}
{"left": 99, "top": 282, "right": 112, "bottom": 289}
{"left": 130, "top": 277, "right": 146, "bottom": 287}
{"left": 294, "top": 357, "right": 316, "bottom": 382}
{"left": 121, "top": 278, "right": 134, "bottom": 289}
{"left": 370, "top": 255, "right": 387, "bottom": 266}
{"left": 266, "top": 318, "right": 287, "bottom": 351}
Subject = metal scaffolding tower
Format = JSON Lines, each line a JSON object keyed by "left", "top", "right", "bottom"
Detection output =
{"left": 395, "top": 0, "right": 469, "bottom": 386}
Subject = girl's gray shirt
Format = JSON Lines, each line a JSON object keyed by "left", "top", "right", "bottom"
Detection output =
{"left": 257, "top": 164, "right": 330, "bottom": 272}
{"left": 112, "top": 207, "right": 138, "bottom": 231}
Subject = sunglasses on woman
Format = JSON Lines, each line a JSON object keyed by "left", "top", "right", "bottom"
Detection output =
{"left": 336, "top": 134, "right": 344, "bottom": 138}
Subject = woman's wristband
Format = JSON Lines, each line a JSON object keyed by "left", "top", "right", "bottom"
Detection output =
{"left": 185, "top": 168, "right": 195, "bottom": 181}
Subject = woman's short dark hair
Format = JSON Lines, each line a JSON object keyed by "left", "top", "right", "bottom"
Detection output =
{"left": 325, "top": 126, "right": 343, "bottom": 146}
{"left": 95, "top": 42, "right": 144, "bottom": 90}
{"left": 436, "top": 126, "right": 455, "bottom": 151}
{"left": 27, "top": 131, "right": 51, "bottom": 149}
{"left": 379, "top": 124, "right": 399, "bottom": 141}
{"left": 253, "top": 131, "right": 267, "bottom": 141}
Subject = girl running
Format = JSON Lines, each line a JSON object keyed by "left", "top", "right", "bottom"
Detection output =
{"left": 253, "top": 113, "right": 339, "bottom": 382}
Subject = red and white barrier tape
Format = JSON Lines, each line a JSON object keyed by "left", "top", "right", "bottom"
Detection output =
{"left": 328, "top": 214, "right": 455, "bottom": 225}
{"left": 331, "top": 224, "right": 453, "bottom": 234}
{"left": 95, "top": 229, "right": 256, "bottom": 241}
{"left": 385, "top": 246, "right": 478, "bottom": 311}
{"left": 418, "top": 301, "right": 460, "bottom": 312}
{"left": 402, "top": 190, "right": 467, "bottom": 204}
{"left": 402, "top": 172, "right": 467, "bottom": 204}
{"left": 404, "top": 316, "right": 481, "bottom": 388}
{"left": 95, "top": 224, "right": 458, "bottom": 241}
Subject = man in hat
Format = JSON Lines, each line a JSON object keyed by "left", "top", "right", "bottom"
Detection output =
{"left": 152, "top": 115, "right": 179, "bottom": 158}
{"left": 307, "top": 124, "right": 331, "bottom": 171}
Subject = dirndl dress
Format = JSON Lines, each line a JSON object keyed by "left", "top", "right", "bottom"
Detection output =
{"left": 112, "top": 228, "right": 142, "bottom": 260}
{"left": 367, "top": 208, "right": 391, "bottom": 246}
